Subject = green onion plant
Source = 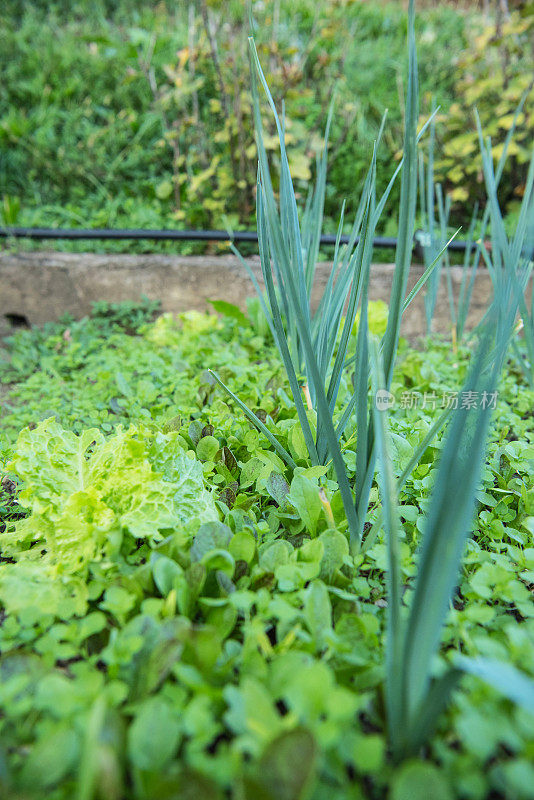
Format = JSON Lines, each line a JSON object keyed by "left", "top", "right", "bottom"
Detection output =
{"left": 211, "top": 0, "right": 534, "bottom": 762}
{"left": 418, "top": 96, "right": 529, "bottom": 344}
{"left": 213, "top": 0, "right": 450, "bottom": 550}
{"left": 475, "top": 113, "right": 534, "bottom": 386}
{"left": 371, "top": 287, "right": 534, "bottom": 760}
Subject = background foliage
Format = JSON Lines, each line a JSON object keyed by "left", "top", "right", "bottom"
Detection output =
{"left": 436, "top": 1, "right": 534, "bottom": 221}
{"left": 1, "top": 0, "right": 532, "bottom": 252}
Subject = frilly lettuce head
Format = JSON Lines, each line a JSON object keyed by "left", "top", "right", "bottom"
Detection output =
{"left": 2, "top": 420, "right": 218, "bottom": 589}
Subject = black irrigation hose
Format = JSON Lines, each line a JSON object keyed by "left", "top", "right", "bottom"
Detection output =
{"left": 0, "top": 226, "right": 471, "bottom": 252}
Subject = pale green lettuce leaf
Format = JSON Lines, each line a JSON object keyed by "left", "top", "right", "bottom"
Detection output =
{"left": 3, "top": 420, "right": 218, "bottom": 579}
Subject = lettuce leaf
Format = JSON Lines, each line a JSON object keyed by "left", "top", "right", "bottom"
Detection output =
{"left": 3, "top": 420, "right": 218, "bottom": 581}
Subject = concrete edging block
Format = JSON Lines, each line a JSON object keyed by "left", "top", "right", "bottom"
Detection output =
{"left": 0, "top": 250, "right": 511, "bottom": 337}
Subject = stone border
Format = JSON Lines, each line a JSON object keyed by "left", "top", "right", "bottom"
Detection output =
{"left": 0, "top": 250, "right": 521, "bottom": 338}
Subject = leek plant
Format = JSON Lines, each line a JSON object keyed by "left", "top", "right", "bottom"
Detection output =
{"left": 418, "top": 97, "right": 529, "bottom": 344}
{"left": 210, "top": 2, "right": 534, "bottom": 761}
{"left": 475, "top": 114, "right": 534, "bottom": 386}
{"left": 370, "top": 113, "right": 534, "bottom": 760}
{"left": 514, "top": 257, "right": 534, "bottom": 387}
{"left": 371, "top": 295, "right": 534, "bottom": 760}
{"left": 417, "top": 108, "right": 451, "bottom": 335}
{"left": 417, "top": 112, "right": 470, "bottom": 340}
{"left": 213, "top": 0, "right": 450, "bottom": 549}
{"left": 418, "top": 146, "right": 478, "bottom": 345}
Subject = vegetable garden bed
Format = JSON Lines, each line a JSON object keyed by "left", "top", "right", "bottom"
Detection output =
{"left": 0, "top": 295, "right": 532, "bottom": 800}
{"left": 1, "top": 2, "right": 533, "bottom": 798}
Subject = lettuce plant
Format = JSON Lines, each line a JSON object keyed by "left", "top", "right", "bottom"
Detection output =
{"left": 1, "top": 421, "right": 218, "bottom": 617}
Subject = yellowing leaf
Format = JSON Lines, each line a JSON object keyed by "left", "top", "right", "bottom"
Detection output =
{"left": 451, "top": 187, "right": 469, "bottom": 202}
{"left": 498, "top": 112, "right": 525, "bottom": 130}
{"left": 155, "top": 180, "right": 173, "bottom": 200}
{"left": 288, "top": 150, "right": 311, "bottom": 182}
{"left": 492, "top": 140, "right": 520, "bottom": 160}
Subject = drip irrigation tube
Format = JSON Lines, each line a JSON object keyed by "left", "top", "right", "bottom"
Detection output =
{"left": 0, "top": 226, "right": 471, "bottom": 252}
